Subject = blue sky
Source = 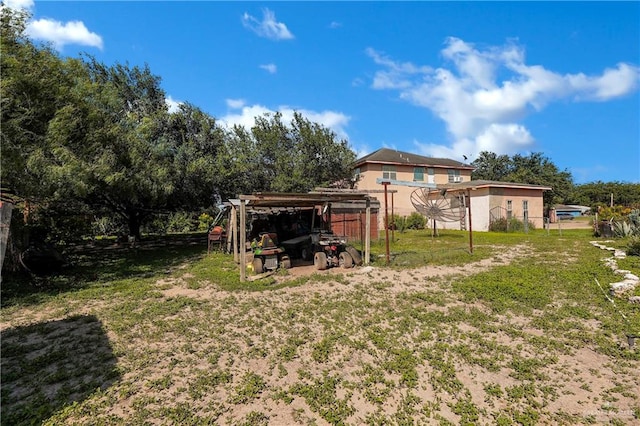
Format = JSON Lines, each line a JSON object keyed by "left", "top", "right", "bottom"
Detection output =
{"left": 7, "top": 0, "right": 640, "bottom": 184}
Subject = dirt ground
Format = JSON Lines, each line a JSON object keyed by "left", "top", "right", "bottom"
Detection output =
{"left": 2, "top": 237, "right": 638, "bottom": 425}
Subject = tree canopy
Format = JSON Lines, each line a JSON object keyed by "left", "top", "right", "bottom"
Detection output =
{"left": 471, "top": 151, "right": 574, "bottom": 208}
{"left": 1, "top": 6, "right": 357, "bottom": 243}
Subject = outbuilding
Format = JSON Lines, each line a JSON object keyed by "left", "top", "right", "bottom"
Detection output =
{"left": 224, "top": 191, "right": 377, "bottom": 281}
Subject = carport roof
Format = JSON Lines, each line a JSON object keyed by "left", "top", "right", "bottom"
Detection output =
{"left": 234, "top": 191, "right": 372, "bottom": 209}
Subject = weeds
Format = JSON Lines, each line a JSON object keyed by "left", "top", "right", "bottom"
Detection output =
{"left": 2, "top": 230, "right": 639, "bottom": 425}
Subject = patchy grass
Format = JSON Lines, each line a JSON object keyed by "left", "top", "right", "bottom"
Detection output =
{"left": 2, "top": 229, "right": 639, "bottom": 425}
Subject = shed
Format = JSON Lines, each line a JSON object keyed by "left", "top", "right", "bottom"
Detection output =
{"left": 228, "top": 191, "right": 375, "bottom": 281}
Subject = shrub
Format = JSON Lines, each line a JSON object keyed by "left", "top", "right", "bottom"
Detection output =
{"left": 92, "top": 215, "right": 127, "bottom": 237}
{"left": 198, "top": 213, "right": 213, "bottom": 232}
{"left": 389, "top": 214, "right": 406, "bottom": 232}
{"left": 489, "top": 217, "right": 536, "bottom": 233}
{"left": 405, "top": 212, "right": 426, "bottom": 230}
{"left": 627, "top": 236, "right": 640, "bottom": 256}
{"left": 142, "top": 214, "right": 168, "bottom": 235}
{"left": 167, "top": 211, "right": 196, "bottom": 233}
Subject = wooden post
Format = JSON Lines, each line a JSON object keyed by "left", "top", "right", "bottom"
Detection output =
{"left": 231, "top": 204, "right": 238, "bottom": 263}
{"left": 365, "top": 198, "right": 371, "bottom": 265}
{"left": 240, "top": 199, "right": 246, "bottom": 282}
{"left": 467, "top": 189, "right": 473, "bottom": 254}
{"left": 383, "top": 181, "right": 390, "bottom": 264}
{"left": 391, "top": 191, "right": 395, "bottom": 242}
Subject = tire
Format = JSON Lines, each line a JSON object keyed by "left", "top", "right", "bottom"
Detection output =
{"left": 300, "top": 245, "right": 312, "bottom": 261}
{"left": 314, "top": 251, "right": 328, "bottom": 270}
{"left": 281, "top": 255, "right": 291, "bottom": 269}
{"left": 345, "top": 246, "right": 362, "bottom": 266}
{"left": 339, "top": 251, "right": 354, "bottom": 269}
{"left": 252, "top": 257, "right": 263, "bottom": 274}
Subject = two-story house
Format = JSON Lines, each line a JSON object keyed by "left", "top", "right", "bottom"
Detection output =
{"left": 353, "top": 148, "right": 551, "bottom": 232}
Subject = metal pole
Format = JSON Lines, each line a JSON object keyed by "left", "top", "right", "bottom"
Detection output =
{"left": 467, "top": 189, "right": 473, "bottom": 254}
{"left": 383, "top": 181, "right": 390, "bottom": 264}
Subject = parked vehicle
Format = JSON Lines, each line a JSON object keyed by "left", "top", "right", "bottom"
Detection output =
{"left": 251, "top": 232, "right": 291, "bottom": 274}
{"left": 557, "top": 213, "right": 574, "bottom": 220}
{"left": 310, "top": 230, "right": 362, "bottom": 270}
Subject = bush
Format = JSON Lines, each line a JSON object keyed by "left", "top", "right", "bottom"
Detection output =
{"left": 389, "top": 214, "right": 406, "bottom": 232}
{"left": 198, "top": 213, "right": 213, "bottom": 232}
{"left": 489, "top": 217, "right": 536, "bottom": 233}
{"left": 92, "top": 215, "right": 127, "bottom": 237}
{"left": 167, "top": 211, "right": 196, "bottom": 233}
{"left": 405, "top": 212, "right": 426, "bottom": 230}
{"left": 626, "top": 237, "right": 640, "bottom": 256}
{"left": 142, "top": 214, "right": 169, "bottom": 235}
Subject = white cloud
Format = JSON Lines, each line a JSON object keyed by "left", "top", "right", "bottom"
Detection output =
{"left": 226, "top": 98, "right": 247, "bottom": 109}
{"left": 329, "top": 21, "right": 342, "bottom": 29}
{"left": 368, "top": 38, "right": 640, "bottom": 161}
{"left": 166, "top": 96, "right": 182, "bottom": 114}
{"left": 2, "top": 0, "right": 34, "bottom": 10}
{"left": 259, "top": 63, "right": 277, "bottom": 74}
{"left": 26, "top": 18, "right": 103, "bottom": 50}
{"left": 242, "top": 8, "right": 294, "bottom": 40}
{"left": 221, "top": 101, "right": 350, "bottom": 140}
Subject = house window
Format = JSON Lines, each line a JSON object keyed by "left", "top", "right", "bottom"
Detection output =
{"left": 523, "top": 200, "right": 529, "bottom": 220}
{"left": 506, "top": 200, "right": 513, "bottom": 219}
{"left": 382, "top": 165, "right": 396, "bottom": 181}
{"left": 427, "top": 168, "right": 435, "bottom": 184}
{"left": 413, "top": 167, "right": 424, "bottom": 181}
{"left": 448, "top": 169, "right": 461, "bottom": 183}
{"left": 353, "top": 167, "right": 361, "bottom": 181}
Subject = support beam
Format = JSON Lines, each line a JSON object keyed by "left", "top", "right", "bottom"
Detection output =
{"left": 383, "top": 181, "right": 390, "bottom": 264}
{"left": 240, "top": 199, "right": 246, "bottom": 282}
{"left": 365, "top": 198, "right": 371, "bottom": 265}
{"left": 467, "top": 189, "right": 473, "bottom": 254}
{"left": 231, "top": 204, "right": 238, "bottom": 263}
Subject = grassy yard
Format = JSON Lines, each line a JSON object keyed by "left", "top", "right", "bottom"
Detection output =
{"left": 1, "top": 229, "right": 639, "bottom": 425}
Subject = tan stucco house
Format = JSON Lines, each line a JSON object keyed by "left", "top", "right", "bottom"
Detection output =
{"left": 353, "top": 148, "right": 551, "bottom": 232}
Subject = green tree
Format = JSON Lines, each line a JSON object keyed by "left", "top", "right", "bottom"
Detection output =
{"left": 166, "top": 102, "right": 227, "bottom": 208}
{"left": 570, "top": 181, "right": 640, "bottom": 210}
{"left": 506, "top": 152, "right": 573, "bottom": 207}
{"left": 249, "top": 112, "right": 356, "bottom": 193}
{"left": 1, "top": 6, "right": 83, "bottom": 201}
{"left": 471, "top": 151, "right": 573, "bottom": 207}
{"left": 469, "top": 151, "right": 512, "bottom": 181}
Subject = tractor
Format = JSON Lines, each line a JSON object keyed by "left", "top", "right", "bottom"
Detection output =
{"left": 251, "top": 232, "right": 291, "bottom": 274}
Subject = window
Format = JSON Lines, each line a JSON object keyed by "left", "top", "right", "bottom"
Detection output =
{"left": 447, "top": 169, "right": 461, "bottom": 183}
{"left": 506, "top": 200, "right": 513, "bottom": 219}
{"left": 413, "top": 167, "right": 424, "bottom": 181}
{"left": 523, "top": 200, "right": 529, "bottom": 220}
{"left": 427, "top": 168, "right": 435, "bottom": 184}
{"left": 382, "top": 165, "right": 396, "bottom": 181}
{"left": 353, "top": 167, "right": 361, "bottom": 181}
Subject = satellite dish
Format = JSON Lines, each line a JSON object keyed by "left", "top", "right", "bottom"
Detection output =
{"left": 410, "top": 187, "right": 467, "bottom": 223}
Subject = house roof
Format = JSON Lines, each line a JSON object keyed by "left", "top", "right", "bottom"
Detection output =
{"left": 354, "top": 148, "right": 474, "bottom": 170}
{"left": 438, "top": 180, "right": 552, "bottom": 192}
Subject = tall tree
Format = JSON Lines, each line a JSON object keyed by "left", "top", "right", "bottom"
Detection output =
{"left": 570, "top": 181, "right": 640, "bottom": 209}
{"left": 248, "top": 112, "right": 356, "bottom": 193}
{"left": 470, "top": 151, "right": 512, "bottom": 181}
{"left": 1, "top": 6, "right": 83, "bottom": 201}
{"left": 166, "top": 103, "right": 227, "bottom": 208}
{"left": 471, "top": 151, "right": 574, "bottom": 207}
